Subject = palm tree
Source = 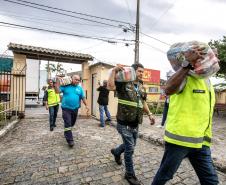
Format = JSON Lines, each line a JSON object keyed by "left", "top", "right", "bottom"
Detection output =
{"left": 45, "top": 62, "right": 64, "bottom": 79}
{"left": 56, "top": 63, "right": 64, "bottom": 75}
{"left": 45, "top": 62, "right": 56, "bottom": 79}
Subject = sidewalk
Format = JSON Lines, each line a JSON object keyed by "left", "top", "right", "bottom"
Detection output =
{"left": 132, "top": 115, "right": 226, "bottom": 173}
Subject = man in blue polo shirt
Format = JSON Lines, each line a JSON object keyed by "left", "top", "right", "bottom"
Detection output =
{"left": 55, "top": 75, "right": 89, "bottom": 147}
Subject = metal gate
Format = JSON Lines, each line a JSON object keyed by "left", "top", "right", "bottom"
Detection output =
{"left": 0, "top": 69, "right": 25, "bottom": 125}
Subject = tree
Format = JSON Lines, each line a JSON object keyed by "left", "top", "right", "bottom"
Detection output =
{"left": 45, "top": 62, "right": 64, "bottom": 78}
{"left": 56, "top": 63, "right": 64, "bottom": 75}
{"left": 208, "top": 36, "right": 226, "bottom": 79}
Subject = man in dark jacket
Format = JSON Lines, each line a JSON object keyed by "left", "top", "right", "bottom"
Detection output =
{"left": 108, "top": 63, "right": 155, "bottom": 185}
{"left": 97, "top": 80, "right": 111, "bottom": 127}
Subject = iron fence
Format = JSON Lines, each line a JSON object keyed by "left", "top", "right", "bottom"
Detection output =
{"left": 0, "top": 100, "right": 19, "bottom": 127}
{"left": 0, "top": 69, "right": 24, "bottom": 125}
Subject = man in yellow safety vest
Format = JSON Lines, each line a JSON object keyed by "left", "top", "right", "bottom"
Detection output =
{"left": 151, "top": 47, "right": 219, "bottom": 185}
{"left": 43, "top": 79, "right": 60, "bottom": 131}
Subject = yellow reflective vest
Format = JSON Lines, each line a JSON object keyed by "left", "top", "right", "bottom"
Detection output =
{"left": 47, "top": 88, "right": 60, "bottom": 107}
{"left": 164, "top": 76, "right": 215, "bottom": 148}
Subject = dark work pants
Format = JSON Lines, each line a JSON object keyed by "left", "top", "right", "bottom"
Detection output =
{"left": 151, "top": 142, "right": 219, "bottom": 185}
{"left": 49, "top": 105, "right": 59, "bottom": 128}
{"left": 62, "top": 108, "right": 78, "bottom": 143}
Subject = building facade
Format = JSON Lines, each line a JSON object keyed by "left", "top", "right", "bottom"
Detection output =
{"left": 79, "top": 62, "right": 160, "bottom": 118}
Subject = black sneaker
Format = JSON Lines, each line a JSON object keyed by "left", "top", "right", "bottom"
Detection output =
{"left": 111, "top": 149, "right": 122, "bottom": 165}
{"left": 124, "top": 173, "right": 141, "bottom": 185}
{"left": 68, "top": 141, "right": 74, "bottom": 148}
{"left": 50, "top": 127, "right": 54, "bottom": 131}
{"left": 105, "top": 119, "right": 111, "bottom": 122}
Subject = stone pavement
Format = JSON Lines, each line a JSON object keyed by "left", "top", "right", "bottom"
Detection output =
{"left": 0, "top": 107, "right": 225, "bottom": 185}
{"left": 137, "top": 115, "right": 226, "bottom": 173}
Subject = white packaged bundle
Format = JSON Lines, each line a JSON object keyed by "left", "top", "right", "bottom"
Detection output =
{"left": 58, "top": 76, "right": 72, "bottom": 86}
{"left": 109, "top": 67, "right": 136, "bottom": 82}
{"left": 167, "top": 41, "right": 220, "bottom": 78}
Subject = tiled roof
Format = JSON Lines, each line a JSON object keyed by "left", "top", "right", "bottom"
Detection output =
{"left": 8, "top": 43, "right": 93, "bottom": 62}
{"left": 89, "top": 61, "right": 115, "bottom": 68}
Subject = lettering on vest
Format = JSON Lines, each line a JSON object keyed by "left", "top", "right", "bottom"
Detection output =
{"left": 193, "top": 89, "right": 205, "bottom": 93}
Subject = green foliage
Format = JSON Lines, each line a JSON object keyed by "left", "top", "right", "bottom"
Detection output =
{"left": 0, "top": 104, "right": 5, "bottom": 125}
{"left": 208, "top": 36, "right": 226, "bottom": 79}
{"left": 147, "top": 102, "right": 164, "bottom": 114}
{"left": 45, "top": 63, "right": 64, "bottom": 74}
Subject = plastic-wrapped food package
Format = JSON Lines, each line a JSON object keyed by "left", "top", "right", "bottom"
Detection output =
{"left": 109, "top": 67, "right": 136, "bottom": 82}
{"left": 167, "top": 41, "right": 220, "bottom": 78}
{"left": 57, "top": 76, "right": 72, "bottom": 86}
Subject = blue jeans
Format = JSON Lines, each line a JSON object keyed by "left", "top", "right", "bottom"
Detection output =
{"left": 114, "top": 123, "right": 138, "bottom": 175}
{"left": 49, "top": 105, "right": 59, "bottom": 128}
{"left": 99, "top": 105, "right": 111, "bottom": 126}
{"left": 62, "top": 108, "right": 78, "bottom": 143}
{"left": 152, "top": 142, "right": 219, "bottom": 185}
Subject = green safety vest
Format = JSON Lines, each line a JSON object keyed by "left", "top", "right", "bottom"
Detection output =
{"left": 164, "top": 76, "right": 215, "bottom": 148}
{"left": 47, "top": 88, "right": 60, "bottom": 107}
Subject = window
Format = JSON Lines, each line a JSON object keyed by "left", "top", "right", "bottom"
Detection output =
{"left": 148, "top": 87, "right": 158, "bottom": 93}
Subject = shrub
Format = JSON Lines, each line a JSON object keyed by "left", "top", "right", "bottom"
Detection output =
{"left": 147, "top": 102, "right": 164, "bottom": 115}
{"left": 0, "top": 104, "right": 5, "bottom": 125}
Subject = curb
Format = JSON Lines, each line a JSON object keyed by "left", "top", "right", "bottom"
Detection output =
{"left": 0, "top": 119, "right": 20, "bottom": 139}
{"left": 111, "top": 121, "right": 226, "bottom": 174}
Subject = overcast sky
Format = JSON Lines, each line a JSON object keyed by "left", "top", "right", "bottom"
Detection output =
{"left": 0, "top": 0, "right": 226, "bottom": 80}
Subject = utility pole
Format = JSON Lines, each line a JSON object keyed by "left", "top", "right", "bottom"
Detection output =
{"left": 134, "top": 0, "right": 140, "bottom": 64}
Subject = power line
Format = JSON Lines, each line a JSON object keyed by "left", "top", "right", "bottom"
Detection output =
{"left": 140, "top": 41, "right": 166, "bottom": 54}
{"left": 1, "top": 0, "right": 172, "bottom": 48}
{"left": 13, "top": 0, "right": 133, "bottom": 26}
{"left": 0, "top": 11, "right": 135, "bottom": 40}
{"left": 3, "top": 0, "right": 134, "bottom": 31}
{"left": 0, "top": 21, "right": 134, "bottom": 43}
{"left": 3, "top": 0, "right": 132, "bottom": 30}
{"left": 0, "top": 12, "right": 135, "bottom": 47}
{"left": 0, "top": 11, "right": 135, "bottom": 42}
{"left": 148, "top": 0, "right": 177, "bottom": 31}
{"left": 0, "top": 10, "right": 116, "bottom": 28}
{"left": 126, "top": 24, "right": 171, "bottom": 46}
{"left": 77, "top": 31, "right": 127, "bottom": 52}
{"left": 141, "top": 32, "right": 171, "bottom": 46}
{"left": 124, "top": 0, "right": 134, "bottom": 23}
{"left": 2, "top": 16, "right": 85, "bottom": 34}
{"left": 1, "top": 13, "right": 112, "bottom": 35}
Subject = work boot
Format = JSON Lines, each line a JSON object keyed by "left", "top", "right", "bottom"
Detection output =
{"left": 125, "top": 173, "right": 141, "bottom": 185}
{"left": 68, "top": 140, "right": 74, "bottom": 148}
{"left": 111, "top": 149, "right": 122, "bottom": 165}
{"left": 50, "top": 127, "right": 54, "bottom": 131}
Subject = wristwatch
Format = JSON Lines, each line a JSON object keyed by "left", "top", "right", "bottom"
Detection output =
{"left": 181, "top": 60, "right": 194, "bottom": 69}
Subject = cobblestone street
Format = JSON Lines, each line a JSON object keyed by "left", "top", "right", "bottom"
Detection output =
{"left": 0, "top": 107, "right": 226, "bottom": 185}
{"left": 139, "top": 115, "right": 226, "bottom": 172}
